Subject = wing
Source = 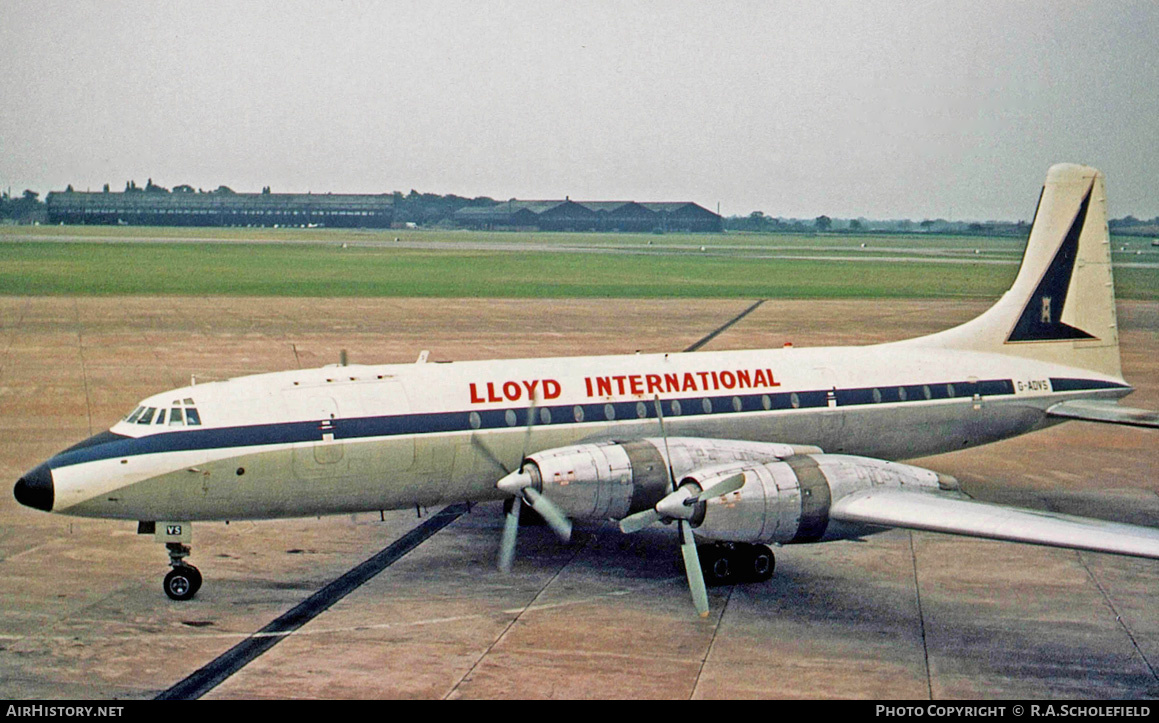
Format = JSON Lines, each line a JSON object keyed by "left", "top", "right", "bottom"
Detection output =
{"left": 830, "top": 488, "right": 1159, "bottom": 559}
{"left": 1047, "top": 399, "right": 1159, "bottom": 428}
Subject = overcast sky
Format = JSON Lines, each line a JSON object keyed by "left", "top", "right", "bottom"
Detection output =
{"left": 2, "top": 1, "right": 1157, "bottom": 220}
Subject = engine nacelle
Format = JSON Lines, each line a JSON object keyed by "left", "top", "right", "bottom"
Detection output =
{"left": 687, "top": 454, "right": 959, "bottom": 544}
{"left": 518, "top": 438, "right": 820, "bottom": 520}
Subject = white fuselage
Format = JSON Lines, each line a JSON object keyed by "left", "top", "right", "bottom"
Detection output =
{"left": 44, "top": 340, "right": 1130, "bottom": 521}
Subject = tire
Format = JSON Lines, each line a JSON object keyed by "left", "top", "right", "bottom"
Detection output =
{"left": 164, "top": 565, "right": 201, "bottom": 601}
{"left": 699, "top": 546, "right": 734, "bottom": 587}
{"left": 745, "top": 544, "right": 776, "bottom": 583}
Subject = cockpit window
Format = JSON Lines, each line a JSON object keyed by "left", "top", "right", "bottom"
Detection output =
{"left": 125, "top": 400, "right": 200, "bottom": 429}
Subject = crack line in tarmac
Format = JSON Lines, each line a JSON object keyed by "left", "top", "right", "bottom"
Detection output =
{"left": 72, "top": 299, "right": 94, "bottom": 436}
{"left": 690, "top": 584, "right": 733, "bottom": 699}
{"left": 910, "top": 531, "right": 933, "bottom": 700}
{"left": 155, "top": 503, "right": 468, "bottom": 700}
{"left": 0, "top": 297, "right": 31, "bottom": 381}
{"left": 1074, "top": 551, "right": 1159, "bottom": 682}
{"left": 443, "top": 533, "right": 592, "bottom": 700}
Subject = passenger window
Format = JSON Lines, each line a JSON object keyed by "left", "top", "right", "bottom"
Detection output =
{"left": 186, "top": 408, "right": 202, "bottom": 426}
{"left": 170, "top": 408, "right": 184, "bottom": 425}
{"left": 137, "top": 407, "right": 156, "bottom": 424}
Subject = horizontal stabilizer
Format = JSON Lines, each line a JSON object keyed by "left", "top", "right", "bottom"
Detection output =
{"left": 1047, "top": 400, "right": 1159, "bottom": 428}
{"left": 830, "top": 489, "right": 1159, "bottom": 560}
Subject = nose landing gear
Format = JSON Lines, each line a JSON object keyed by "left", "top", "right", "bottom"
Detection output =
{"left": 140, "top": 521, "right": 202, "bottom": 601}
{"left": 164, "top": 542, "right": 202, "bottom": 601}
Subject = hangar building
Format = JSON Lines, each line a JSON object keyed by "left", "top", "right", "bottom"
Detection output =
{"left": 453, "top": 199, "right": 722, "bottom": 232}
{"left": 45, "top": 190, "right": 395, "bottom": 228}
{"left": 44, "top": 189, "right": 723, "bottom": 232}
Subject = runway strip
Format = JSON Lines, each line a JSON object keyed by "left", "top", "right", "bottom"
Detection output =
{"left": 156, "top": 503, "right": 469, "bottom": 700}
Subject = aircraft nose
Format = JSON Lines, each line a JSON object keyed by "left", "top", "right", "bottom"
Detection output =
{"left": 14, "top": 464, "right": 54, "bottom": 512}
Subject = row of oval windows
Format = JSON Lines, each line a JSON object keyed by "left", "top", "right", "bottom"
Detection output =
{"left": 467, "top": 384, "right": 964, "bottom": 429}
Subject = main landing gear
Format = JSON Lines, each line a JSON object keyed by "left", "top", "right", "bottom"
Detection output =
{"left": 694, "top": 542, "right": 775, "bottom": 587}
{"left": 164, "top": 543, "right": 202, "bottom": 601}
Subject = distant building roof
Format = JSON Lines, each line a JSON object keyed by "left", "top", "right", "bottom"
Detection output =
{"left": 46, "top": 190, "right": 393, "bottom": 210}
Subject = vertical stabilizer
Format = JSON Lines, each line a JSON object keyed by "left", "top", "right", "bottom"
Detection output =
{"left": 911, "top": 164, "right": 1121, "bottom": 379}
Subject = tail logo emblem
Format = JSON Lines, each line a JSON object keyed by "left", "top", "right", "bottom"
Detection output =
{"left": 1007, "top": 183, "right": 1098, "bottom": 343}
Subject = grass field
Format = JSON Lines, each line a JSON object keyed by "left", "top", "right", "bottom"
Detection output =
{"left": 0, "top": 226, "right": 1155, "bottom": 299}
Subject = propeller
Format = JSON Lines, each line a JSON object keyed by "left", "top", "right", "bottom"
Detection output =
{"left": 617, "top": 471, "right": 744, "bottom": 618}
{"left": 620, "top": 395, "right": 740, "bottom": 617}
{"left": 618, "top": 472, "right": 746, "bottom": 534}
{"left": 495, "top": 394, "right": 572, "bottom": 573}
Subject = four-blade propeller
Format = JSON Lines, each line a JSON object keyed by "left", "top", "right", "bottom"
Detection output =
{"left": 619, "top": 471, "right": 745, "bottom": 617}
{"left": 493, "top": 395, "right": 573, "bottom": 573}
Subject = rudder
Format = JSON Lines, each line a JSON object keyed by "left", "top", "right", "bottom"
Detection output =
{"left": 911, "top": 164, "right": 1121, "bottom": 379}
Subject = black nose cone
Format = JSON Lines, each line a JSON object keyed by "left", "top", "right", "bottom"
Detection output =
{"left": 14, "top": 464, "right": 54, "bottom": 512}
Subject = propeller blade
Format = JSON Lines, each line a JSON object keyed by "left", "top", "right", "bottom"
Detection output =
{"left": 472, "top": 435, "right": 512, "bottom": 475}
{"left": 519, "top": 393, "right": 538, "bottom": 472}
{"left": 524, "top": 487, "right": 572, "bottom": 542}
{"left": 496, "top": 392, "right": 565, "bottom": 572}
{"left": 498, "top": 495, "right": 522, "bottom": 572}
{"left": 618, "top": 508, "right": 662, "bottom": 534}
{"left": 680, "top": 520, "right": 710, "bottom": 618}
{"left": 653, "top": 395, "right": 677, "bottom": 492}
{"left": 692, "top": 473, "right": 746, "bottom": 504}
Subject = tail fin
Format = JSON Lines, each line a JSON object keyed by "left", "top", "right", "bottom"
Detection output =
{"left": 913, "top": 163, "right": 1121, "bottom": 379}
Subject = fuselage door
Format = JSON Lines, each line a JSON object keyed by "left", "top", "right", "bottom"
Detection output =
{"left": 293, "top": 395, "right": 348, "bottom": 478}
{"left": 813, "top": 366, "right": 846, "bottom": 450}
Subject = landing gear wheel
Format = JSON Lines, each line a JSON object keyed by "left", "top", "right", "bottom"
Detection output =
{"left": 164, "top": 565, "right": 202, "bottom": 601}
{"left": 743, "top": 544, "right": 776, "bottom": 583}
{"left": 698, "top": 545, "right": 736, "bottom": 587}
